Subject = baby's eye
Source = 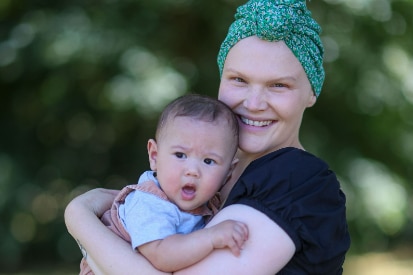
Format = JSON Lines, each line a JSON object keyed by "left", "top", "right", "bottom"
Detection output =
{"left": 175, "top": 152, "right": 186, "bottom": 159}
{"left": 204, "top": 158, "right": 216, "bottom": 165}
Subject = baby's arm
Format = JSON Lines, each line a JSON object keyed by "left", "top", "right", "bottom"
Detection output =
{"left": 138, "top": 219, "right": 248, "bottom": 272}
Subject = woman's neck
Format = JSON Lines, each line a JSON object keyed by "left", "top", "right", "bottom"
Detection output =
{"left": 220, "top": 146, "right": 299, "bottom": 201}
{"left": 220, "top": 150, "right": 254, "bottom": 201}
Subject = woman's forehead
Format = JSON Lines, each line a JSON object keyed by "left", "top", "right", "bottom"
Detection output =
{"left": 225, "top": 36, "right": 305, "bottom": 78}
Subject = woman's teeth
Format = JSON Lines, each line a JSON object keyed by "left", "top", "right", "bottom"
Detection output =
{"left": 241, "top": 117, "right": 273, "bottom": 127}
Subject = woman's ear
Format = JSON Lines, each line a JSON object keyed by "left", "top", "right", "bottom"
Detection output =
{"left": 147, "top": 139, "right": 158, "bottom": 171}
{"left": 307, "top": 93, "right": 317, "bottom": 108}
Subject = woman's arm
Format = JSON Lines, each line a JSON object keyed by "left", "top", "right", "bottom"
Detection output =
{"left": 138, "top": 219, "right": 248, "bottom": 272}
{"left": 174, "top": 204, "right": 296, "bottom": 275}
{"left": 65, "top": 189, "right": 294, "bottom": 274}
{"left": 64, "top": 188, "right": 170, "bottom": 275}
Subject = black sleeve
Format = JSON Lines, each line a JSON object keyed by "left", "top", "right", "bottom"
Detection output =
{"left": 224, "top": 148, "right": 350, "bottom": 274}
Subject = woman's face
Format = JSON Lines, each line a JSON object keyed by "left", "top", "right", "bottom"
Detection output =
{"left": 218, "top": 36, "right": 316, "bottom": 159}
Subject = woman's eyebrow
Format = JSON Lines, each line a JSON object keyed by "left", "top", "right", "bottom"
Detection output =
{"left": 268, "top": 76, "right": 297, "bottom": 83}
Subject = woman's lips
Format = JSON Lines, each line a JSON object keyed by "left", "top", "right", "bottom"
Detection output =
{"left": 240, "top": 116, "right": 274, "bottom": 127}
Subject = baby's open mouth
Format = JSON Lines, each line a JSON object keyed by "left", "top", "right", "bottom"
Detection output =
{"left": 182, "top": 185, "right": 196, "bottom": 195}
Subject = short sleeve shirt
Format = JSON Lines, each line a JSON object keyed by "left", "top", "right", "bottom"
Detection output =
{"left": 118, "top": 171, "right": 206, "bottom": 250}
{"left": 223, "top": 148, "right": 350, "bottom": 274}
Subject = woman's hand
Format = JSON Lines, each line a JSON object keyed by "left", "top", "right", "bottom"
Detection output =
{"left": 64, "top": 188, "right": 170, "bottom": 275}
{"left": 65, "top": 188, "right": 117, "bottom": 240}
{"left": 69, "top": 188, "right": 118, "bottom": 217}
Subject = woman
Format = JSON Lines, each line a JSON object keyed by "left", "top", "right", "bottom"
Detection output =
{"left": 65, "top": 0, "right": 350, "bottom": 274}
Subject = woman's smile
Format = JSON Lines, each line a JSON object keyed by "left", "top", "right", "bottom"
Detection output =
{"left": 240, "top": 116, "right": 274, "bottom": 127}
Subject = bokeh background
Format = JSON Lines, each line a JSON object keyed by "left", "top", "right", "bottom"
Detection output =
{"left": 1, "top": 0, "right": 412, "bottom": 274}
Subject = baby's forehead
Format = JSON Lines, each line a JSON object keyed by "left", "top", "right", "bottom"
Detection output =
{"left": 168, "top": 114, "right": 232, "bottom": 126}
{"left": 158, "top": 115, "right": 236, "bottom": 141}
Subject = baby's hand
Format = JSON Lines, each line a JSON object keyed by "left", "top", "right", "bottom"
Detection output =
{"left": 208, "top": 220, "right": 249, "bottom": 256}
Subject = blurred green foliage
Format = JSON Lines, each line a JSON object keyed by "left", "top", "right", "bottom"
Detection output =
{"left": 0, "top": 0, "right": 412, "bottom": 272}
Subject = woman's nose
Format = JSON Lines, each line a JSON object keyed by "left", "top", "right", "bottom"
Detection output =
{"left": 243, "top": 87, "right": 267, "bottom": 111}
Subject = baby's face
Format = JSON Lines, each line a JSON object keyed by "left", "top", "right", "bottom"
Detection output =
{"left": 149, "top": 116, "right": 236, "bottom": 211}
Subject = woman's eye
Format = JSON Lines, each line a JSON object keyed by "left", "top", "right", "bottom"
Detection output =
{"left": 270, "top": 83, "right": 285, "bottom": 88}
{"left": 234, "top": 77, "right": 245, "bottom": 83}
{"left": 175, "top": 152, "right": 186, "bottom": 159}
{"left": 271, "top": 82, "right": 290, "bottom": 89}
{"left": 204, "top": 158, "right": 216, "bottom": 165}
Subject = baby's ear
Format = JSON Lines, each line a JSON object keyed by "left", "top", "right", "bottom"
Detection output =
{"left": 226, "top": 158, "right": 239, "bottom": 181}
{"left": 231, "top": 158, "right": 239, "bottom": 168}
{"left": 147, "top": 139, "right": 158, "bottom": 171}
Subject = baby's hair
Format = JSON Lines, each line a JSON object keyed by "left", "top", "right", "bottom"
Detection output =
{"left": 156, "top": 93, "right": 239, "bottom": 151}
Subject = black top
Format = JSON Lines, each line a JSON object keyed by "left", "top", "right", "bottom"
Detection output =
{"left": 224, "top": 147, "right": 350, "bottom": 274}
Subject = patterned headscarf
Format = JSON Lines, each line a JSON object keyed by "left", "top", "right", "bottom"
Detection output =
{"left": 217, "top": 0, "right": 324, "bottom": 97}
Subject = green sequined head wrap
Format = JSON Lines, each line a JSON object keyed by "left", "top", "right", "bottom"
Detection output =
{"left": 217, "top": 0, "right": 324, "bottom": 97}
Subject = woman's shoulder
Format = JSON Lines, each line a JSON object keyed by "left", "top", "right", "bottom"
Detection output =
{"left": 250, "top": 147, "right": 326, "bottom": 165}
{"left": 230, "top": 147, "right": 342, "bottom": 207}
{"left": 229, "top": 147, "right": 349, "bottom": 273}
{"left": 246, "top": 147, "right": 333, "bottom": 183}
